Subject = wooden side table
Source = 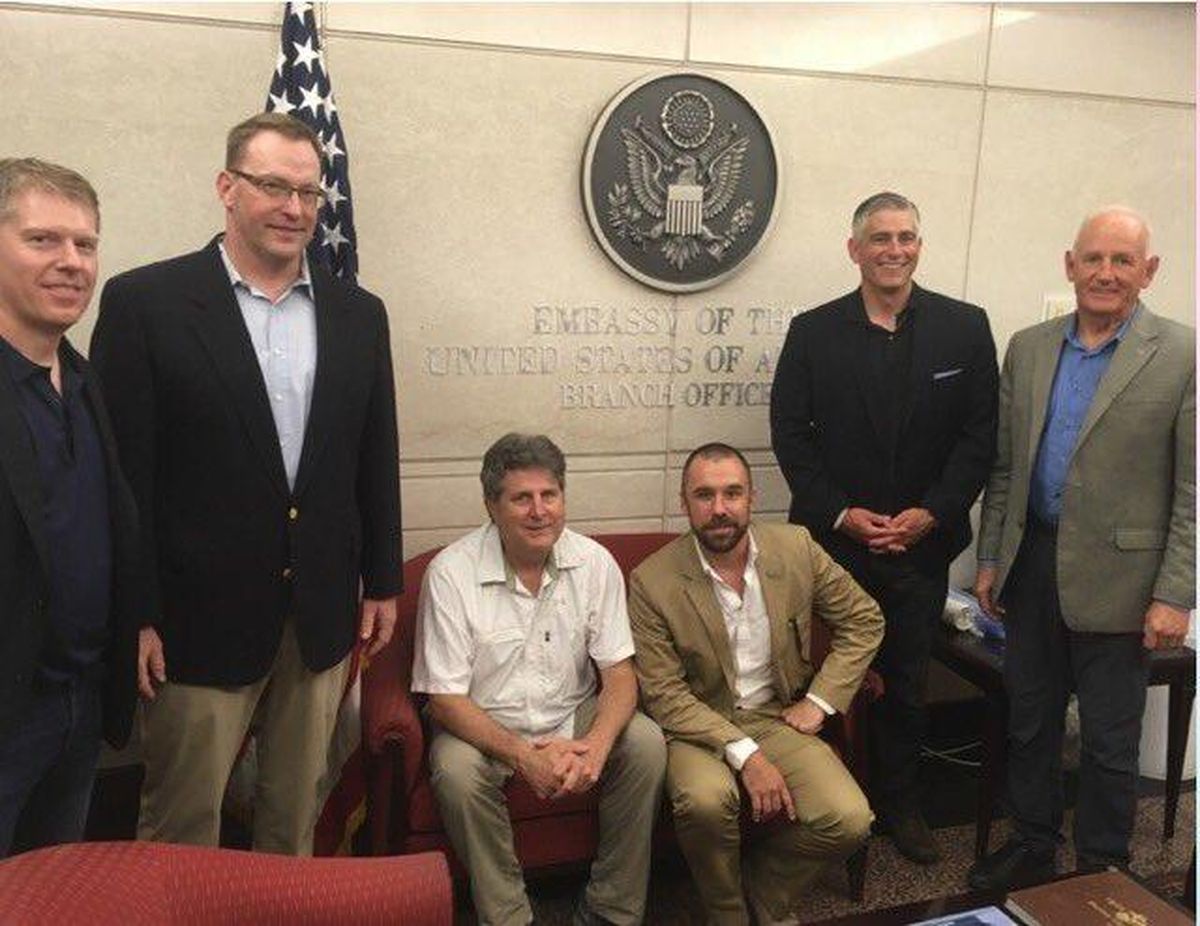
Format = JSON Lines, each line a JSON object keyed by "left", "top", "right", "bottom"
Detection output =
{"left": 931, "top": 624, "right": 1195, "bottom": 858}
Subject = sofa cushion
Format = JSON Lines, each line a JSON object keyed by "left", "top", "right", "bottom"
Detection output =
{"left": 407, "top": 772, "right": 601, "bottom": 834}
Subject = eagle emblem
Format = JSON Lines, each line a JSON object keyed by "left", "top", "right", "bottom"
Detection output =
{"left": 607, "top": 89, "right": 757, "bottom": 270}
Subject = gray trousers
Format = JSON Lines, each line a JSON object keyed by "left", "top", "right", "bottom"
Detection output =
{"left": 1002, "top": 521, "right": 1150, "bottom": 865}
{"left": 429, "top": 701, "right": 666, "bottom": 926}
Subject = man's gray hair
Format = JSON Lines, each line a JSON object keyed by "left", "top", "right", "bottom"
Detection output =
{"left": 0, "top": 158, "right": 100, "bottom": 230}
{"left": 480, "top": 433, "right": 566, "bottom": 501}
{"left": 851, "top": 191, "right": 920, "bottom": 241}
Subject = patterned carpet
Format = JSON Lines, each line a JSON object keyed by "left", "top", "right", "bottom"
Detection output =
{"left": 457, "top": 792, "right": 1194, "bottom": 924}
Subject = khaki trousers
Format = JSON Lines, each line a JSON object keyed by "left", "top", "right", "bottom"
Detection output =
{"left": 668, "top": 708, "right": 873, "bottom": 926}
{"left": 138, "top": 622, "right": 351, "bottom": 855}
{"left": 429, "top": 700, "right": 667, "bottom": 926}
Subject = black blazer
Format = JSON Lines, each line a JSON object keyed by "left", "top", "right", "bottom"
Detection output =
{"left": 90, "top": 239, "right": 402, "bottom": 686}
{"left": 0, "top": 339, "right": 141, "bottom": 747}
{"left": 770, "top": 284, "right": 998, "bottom": 567}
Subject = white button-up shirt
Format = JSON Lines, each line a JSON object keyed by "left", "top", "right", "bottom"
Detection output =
{"left": 412, "top": 523, "right": 635, "bottom": 739}
{"left": 695, "top": 530, "right": 834, "bottom": 770}
{"left": 695, "top": 533, "right": 775, "bottom": 710}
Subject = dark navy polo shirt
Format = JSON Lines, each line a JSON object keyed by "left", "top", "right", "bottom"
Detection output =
{"left": 0, "top": 336, "right": 111, "bottom": 682}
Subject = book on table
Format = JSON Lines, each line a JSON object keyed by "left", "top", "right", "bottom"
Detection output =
{"left": 1004, "top": 869, "right": 1191, "bottom": 925}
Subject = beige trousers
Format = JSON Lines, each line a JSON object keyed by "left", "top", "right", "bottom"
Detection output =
{"left": 668, "top": 708, "right": 873, "bottom": 926}
{"left": 429, "top": 700, "right": 667, "bottom": 926}
{"left": 137, "top": 622, "right": 351, "bottom": 855}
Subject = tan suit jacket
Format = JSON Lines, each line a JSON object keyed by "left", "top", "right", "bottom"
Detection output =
{"left": 978, "top": 304, "right": 1195, "bottom": 632}
{"left": 628, "top": 523, "right": 883, "bottom": 756}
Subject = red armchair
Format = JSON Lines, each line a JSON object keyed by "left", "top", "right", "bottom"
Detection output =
{"left": 0, "top": 841, "right": 452, "bottom": 925}
{"left": 362, "top": 532, "right": 880, "bottom": 899}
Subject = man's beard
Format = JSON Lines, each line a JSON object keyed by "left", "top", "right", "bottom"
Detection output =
{"left": 695, "top": 517, "right": 748, "bottom": 554}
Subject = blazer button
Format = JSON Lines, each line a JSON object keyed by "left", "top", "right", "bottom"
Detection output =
{"left": 288, "top": 507, "right": 299, "bottom": 521}
{"left": 282, "top": 567, "right": 293, "bottom": 580}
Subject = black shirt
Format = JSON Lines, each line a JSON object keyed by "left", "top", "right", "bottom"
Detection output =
{"left": 854, "top": 298, "right": 917, "bottom": 463}
{"left": 0, "top": 336, "right": 111, "bottom": 682}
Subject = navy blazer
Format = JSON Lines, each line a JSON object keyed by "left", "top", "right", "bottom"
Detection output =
{"left": 90, "top": 239, "right": 402, "bottom": 685}
{"left": 770, "top": 284, "right": 998, "bottom": 568}
{"left": 0, "top": 338, "right": 141, "bottom": 746}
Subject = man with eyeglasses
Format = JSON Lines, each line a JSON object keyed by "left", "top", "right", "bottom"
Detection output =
{"left": 90, "top": 112, "right": 401, "bottom": 855}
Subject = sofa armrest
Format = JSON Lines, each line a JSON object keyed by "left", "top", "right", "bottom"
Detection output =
{"left": 362, "top": 636, "right": 426, "bottom": 855}
{"left": 820, "top": 668, "right": 883, "bottom": 792}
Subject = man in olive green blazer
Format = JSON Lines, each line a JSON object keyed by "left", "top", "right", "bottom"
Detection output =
{"left": 968, "top": 207, "right": 1195, "bottom": 892}
{"left": 629, "top": 443, "right": 883, "bottom": 926}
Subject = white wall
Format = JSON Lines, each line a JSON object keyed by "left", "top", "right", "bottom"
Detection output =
{"left": 4, "top": 2, "right": 1193, "bottom": 554}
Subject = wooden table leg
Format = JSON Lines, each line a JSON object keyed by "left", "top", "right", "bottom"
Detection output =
{"left": 1163, "top": 673, "right": 1196, "bottom": 841}
{"left": 977, "top": 690, "right": 1007, "bottom": 859}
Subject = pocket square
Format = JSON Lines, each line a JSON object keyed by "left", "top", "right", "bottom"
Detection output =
{"left": 932, "top": 368, "right": 963, "bottom": 381}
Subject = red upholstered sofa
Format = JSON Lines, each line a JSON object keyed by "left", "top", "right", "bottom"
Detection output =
{"left": 0, "top": 841, "right": 452, "bottom": 925}
{"left": 362, "top": 533, "right": 880, "bottom": 900}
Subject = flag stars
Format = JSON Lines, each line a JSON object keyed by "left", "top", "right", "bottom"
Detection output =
{"left": 320, "top": 131, "right": 344, "bottom": 163}
{"left": 322, "top": 222, "right": 350, "bottom": 252}
{"left": 274, "top": 49, "right": 287, "bottom": 76}
{"left": 298, "top": 83, "right": 324, "bottom": 117}
{"left": 268, "top": 89, "right": 295, "bottom": 114}
{"left": 322, "top": 178, "right": 347, "bottom": 209}
{"left": 292, "top": 36, "right": 322, "bottom": 73}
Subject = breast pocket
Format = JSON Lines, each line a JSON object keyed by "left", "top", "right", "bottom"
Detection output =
{"left": 475, "top": 627, "right": 527, "bottom": 708}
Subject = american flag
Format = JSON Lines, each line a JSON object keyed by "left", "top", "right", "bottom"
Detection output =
{"left": 265, "top": 0, "right": 359, "bottom": 283}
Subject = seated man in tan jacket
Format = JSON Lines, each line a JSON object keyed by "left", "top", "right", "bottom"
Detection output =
{"left": 629, "top": 443, "right": 884, "bottom": 926}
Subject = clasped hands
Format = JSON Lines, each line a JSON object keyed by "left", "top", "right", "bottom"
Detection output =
{"left": 517, "top": 735, "right": 610, "bottom": 800}
{"left": 840, "top": 506, "right": 935, "bottom": 554}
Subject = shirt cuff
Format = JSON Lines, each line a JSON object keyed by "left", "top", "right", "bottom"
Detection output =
{"left": 832, "top": 508, "right": 848, "bottom": 531}
{"left": 805, "top": 692, "right": 835, "bottom": 716}
{"left": 724, "top": 737, "right": 759, "bottom": 771}
{"left": 1152, "top": 598, "right": 1194, "bottom": 613}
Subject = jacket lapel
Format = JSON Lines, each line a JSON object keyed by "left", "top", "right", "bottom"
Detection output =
{"left": 901, "top": 285, "right": 935, "bottom": 436}
{"left": 292, "top": 267, "right": 345, "bottom": 496}
{"left": 0, "top": 355, "right": 49, "bottom": 576}
{"left": 1074, "top": 305, "right": 1158, "bottom": 452}
{"left": 679, "top": 540, "right": 738, "bottom": 695}
{"left": 1026, "top": 317, "right": 1070, "bottom": 470}
{"left": 184, "top": 241, "right": 289, "bottom": 498}
{"left": 754, "top": 540, "right": 796, "bottom": 697}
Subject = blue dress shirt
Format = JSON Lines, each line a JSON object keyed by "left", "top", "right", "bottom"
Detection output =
{"left": 218, "top": 242, "right": 317, "bottom": 489}
{"left": 1029, "top": 308, "right": 1138, "bottom": 524}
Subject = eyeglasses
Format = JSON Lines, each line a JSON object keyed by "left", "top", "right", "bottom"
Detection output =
{"left": 229, "top": 170, "right": 326, "bottom": 209}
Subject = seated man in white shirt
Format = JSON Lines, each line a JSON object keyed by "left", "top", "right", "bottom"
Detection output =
{"left": 628, "top": 443, "right": 884, "bottom": 926}
{"left": 412, "top": 433, "right": 667, "bottom": 926}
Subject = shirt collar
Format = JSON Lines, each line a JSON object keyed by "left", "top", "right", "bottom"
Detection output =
{"left": 1065, "top": 302, "right": 1140, "bottom": 355}
{"left": 693, "top": 527, "right": 758, "bottom": 584}
{"left": 0, "top": 335, "right": 81, "bottom": 393}
{"left": 477, "top": 522, "right": 583, "bottom": 588}
{"left": 217, "top": 238, "right": 312, "bottom": 302}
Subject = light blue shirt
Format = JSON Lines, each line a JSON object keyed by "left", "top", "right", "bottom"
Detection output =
{"left": 218, "top": 242, "right": 317, "bottom": 489}
{"left": 1029, "top": 306, "right": 1139, "bottom": 524}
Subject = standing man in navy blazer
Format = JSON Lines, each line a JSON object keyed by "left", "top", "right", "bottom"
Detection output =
{"left": 0, "top": 158, "right": 140, "bottom": 856}
{"left": 90, "top": 113, "right": 402, "bottom": 855}
{"left": 770, "top": 192, "right": 998, "bottom": 864}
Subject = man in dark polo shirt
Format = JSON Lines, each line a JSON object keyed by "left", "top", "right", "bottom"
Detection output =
{"left": 0, "top": 158, "right": 140, "bottom": 856}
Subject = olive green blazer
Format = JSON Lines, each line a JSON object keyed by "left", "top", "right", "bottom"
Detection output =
{"left": 628, "top": 523, "right": 883, "bottom": 755}
{"left": 978, "top": 305, "right": 1195, "bottom": 632}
